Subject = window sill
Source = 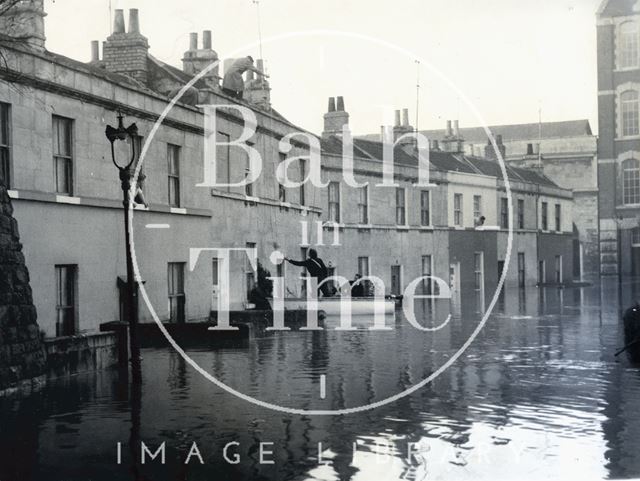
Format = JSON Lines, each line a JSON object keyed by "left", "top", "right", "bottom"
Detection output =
{"left": 614, "top": 67, "right": 640, "bottom": 73}
{"left": 7, "top": 189, "right": 211, "bottom": 217}
{"left": 616, "top": 135, "right": 640, "bottom": 141}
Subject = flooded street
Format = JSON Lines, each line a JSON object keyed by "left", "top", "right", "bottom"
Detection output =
{"left": 3, "top": 280, "right": 640, "bottom": 481}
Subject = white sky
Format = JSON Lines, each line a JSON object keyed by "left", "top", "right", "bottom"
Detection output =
{"left": 44, "top": 0, "right": 602, "bottom": 135}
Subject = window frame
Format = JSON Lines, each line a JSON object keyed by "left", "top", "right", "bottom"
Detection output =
{"left": 500, "top": 197, "right": 509, "bottom": 229}
{"left": 167, "top": 262, "right": 186, "bottom": 323}
{"left": 167, "top": 143, "right": 181, "bottom": 207}
{"left": 621, "top": 90, "right": 640, "bottom": 137}
{"left": 52, "top": 115, "right": 74, "bottom": 195}
{"left": 453, "top": 193, "right": 463, "bottom": 227}
{"left": 357, "top": 184, "right": 369, "bottom": 225}
{"left": 0, "top": 102, "right": 11, "bottom": 189}
{"left": 55, "top": 264, "right": 78, "bottom": 336}
{"left": 473, "top": 195, "right": 482, "bottom": 223}
{"left": 517, "top": 199, "right": 525, "bottom": 229}
{"left": 541, "top": 201, "right": 548, "bottom": 231}
{"left": 328, "top": 181, "right": 341, "bottom": 223}
{"left": 623, "top": 158, "right": 640, "bottom": 205}
{"left": 555, "top": 203, "right": 561, "bottom": 232}
{"left": 299, "top": 158, "right": 306, "bottom": 206}
{"left": 420, "top": 190, "right": 431, "bottom": 226}
{"left": 395, "top": 187, "right": 406, "bottom": 226}
{"left": 618, "top": 21, "right": 640, "bottom": 70}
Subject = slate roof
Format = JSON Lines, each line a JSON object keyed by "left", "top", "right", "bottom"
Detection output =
{"left": 357, "top": 120, "right": 593, "bottom": 144}
{"left": 321, "top": 135, "right": 561, "bottom": 189}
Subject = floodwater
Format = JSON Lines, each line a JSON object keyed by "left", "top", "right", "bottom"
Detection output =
{"left": 3, "top": 280, "right": 640, "bottom": 481}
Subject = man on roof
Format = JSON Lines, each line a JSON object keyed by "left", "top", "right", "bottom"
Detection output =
{"left": 222, "top": 56, "right": 268, "bottom": 100}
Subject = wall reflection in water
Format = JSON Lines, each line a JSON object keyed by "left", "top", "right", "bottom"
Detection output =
{"left": 2, "top": 280, "right": 640, "bottom": 480}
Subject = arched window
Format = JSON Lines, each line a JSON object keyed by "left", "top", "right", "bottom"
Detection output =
{"left": 623, "top": 158, "right": 640, "bottom": 204}
{"left": 619, "top": 21, "right": 639, "bottom": 69}
{"left": 622, "top": 90, "right": 640, "bottom": 137}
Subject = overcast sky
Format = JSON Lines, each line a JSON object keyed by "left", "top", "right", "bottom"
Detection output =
{"left": 44, "top": 0, "right": 602, "bottom": 135}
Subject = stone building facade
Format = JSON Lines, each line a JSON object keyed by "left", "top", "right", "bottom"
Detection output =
{"left": 321, "top": 102, "right": 575, "bottom": 318}
{"left": 0, "top": 2, "right": 577, "bottom": 344}
{"left": 373, "top": 119, "right": 598, "bottom": 279}
{"left": 597, "top": 0, "right": 640, "bottom": 276}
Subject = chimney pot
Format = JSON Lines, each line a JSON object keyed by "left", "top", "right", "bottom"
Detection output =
{"left": 189, "top": 32, "right": 198, "bottom": 51}
{"left": 336, "top": 96, "right": 345, "bottom": 112}
{"left": 402, "top": 108, "right": 409, "bottom": 127}
{"left": 453, "top": 120, "right": 460, "bottom": 137}
{"left": 90, "top": 40, "right": 99, "bottom": 62}
{"left": 395, "top": 110, "right": 401, "bottom": 127}
{"left": 496, "top": 134, "right": 503, "bottom": 144}
{"left": 113, "top": 9, "right": 125, "bottom": 34}
{"left": 328, "top": 97, "right": 336, "bottom": 112}
{"left": 203, "top": 30, "right": 212, "bottom": 49}
{"left": 128, "top": 9, "right": 140, "bottom": 34}
{"left": 91, "top": 40, "right": 100, "bottom": 62}
{"left": 446, "top": 120, "right": 452, "bottom": 136}
{"left": 256, "top": 59, "right": 265, "bottom": 73}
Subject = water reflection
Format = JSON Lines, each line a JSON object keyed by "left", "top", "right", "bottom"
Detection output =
{"left": 2, "top": 280, "right": 640, "bottom": 480}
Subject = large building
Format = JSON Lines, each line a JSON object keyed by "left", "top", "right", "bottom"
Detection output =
{"left": 597, "top": 0, "right": 640, "bottom": 276}
{"left": 0, "top": 1, "right": 576, "bottom": 341}
{"left": 361, "top": 118, "right": 598, "bottom": 278}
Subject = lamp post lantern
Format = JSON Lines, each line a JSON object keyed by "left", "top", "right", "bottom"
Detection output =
{"left": 105, "top": 111, "right": 142, "bottom": 374}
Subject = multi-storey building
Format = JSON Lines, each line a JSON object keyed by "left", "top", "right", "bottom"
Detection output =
{"left": 0, "top": 2, "right": 576, "bottom": 342}
{"left": 319, "top": 101, "right": 575, "bottom": 317}
{"left": 597, "top": 0, "right": 640, "bottom": 276}
{"left": 362, "top": 118, "right": 597, "bottom": 278}
{"left": 0, "top": 3, "right": 320, "bottom": 337}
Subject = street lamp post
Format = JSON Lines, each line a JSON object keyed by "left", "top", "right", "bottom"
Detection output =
{"left": 105, "top": 112, "right": 141, "bottom": 374}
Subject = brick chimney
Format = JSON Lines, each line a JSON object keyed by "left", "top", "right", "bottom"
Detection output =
{"left": 0, "top": 0, "right": 47, "bottom": 51}
{"left": 393, "top": 108, "right": 415, "bottom": 146}
{"left": 441, "top": 119, "right": 464, "bottom": 153}
{"left": 244, "top": 59, "right": 271, "bottom": 110}
{"left": 323, "top": 96, "right": 349, "bottom": 137}
{"left": 484, "top": 134, "right": 507, "bottom": 161}
{"left": 182, "top": 30, "right": 220, "bottom": 89}
{"left": 103, "top": 9, "right": 150, "bottom": 85}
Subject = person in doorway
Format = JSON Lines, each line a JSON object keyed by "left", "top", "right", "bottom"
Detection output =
{"left": 350, "top": 273, "right": 364, "bottom": 298}
{"left": 284, "top": 249, "right": 332, "bottom": 297}
{"left": 222, "top": 56, "right": 268, "bottom": 100}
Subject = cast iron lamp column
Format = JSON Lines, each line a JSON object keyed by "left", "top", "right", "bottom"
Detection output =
{"left": 105, "top": 112, "right": 141, "bottom": 373}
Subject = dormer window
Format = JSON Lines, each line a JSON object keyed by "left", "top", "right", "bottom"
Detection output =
{"left": 618, "top": 21, "right": 639, "bottom": 69}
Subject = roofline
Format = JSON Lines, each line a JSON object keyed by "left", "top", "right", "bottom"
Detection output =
{"left": 596, "top": 0, "right": 611, "bottom": 16}
{"left": 0, "top": 35, "right": 316, "bottom": 138}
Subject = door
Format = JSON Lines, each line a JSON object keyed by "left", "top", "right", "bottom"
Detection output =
{"left": 449, "top": 262, "right": 460, "bottom": 293}
{"left": 168, "top": 262, "right": 186, "bottom": 323}
{"left": 555, "top": 255, "right": 563, "bottom": 284}
{"left": 391, "top": 265, "right": 402, "bottom": 296}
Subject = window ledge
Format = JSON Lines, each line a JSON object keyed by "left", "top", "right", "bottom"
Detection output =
{"left": 395, "top": 225, "right": 410, "bottom": 230}
{"left": 614, "top": 67, "right": 640, "bottom": 73}
{"left": 616, "top": 135, "right": 640, "bottom": 141}
{"left": 8, "top": 189, "right": 211, "bottom": 217}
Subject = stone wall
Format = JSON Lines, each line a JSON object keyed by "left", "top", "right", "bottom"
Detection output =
{"left": 0, "top": 183, "right": 45, "bottom": 392}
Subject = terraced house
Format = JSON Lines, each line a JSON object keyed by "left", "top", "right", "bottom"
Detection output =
{"left": 0, "top": 1, "right": 576, "bottom": 345}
